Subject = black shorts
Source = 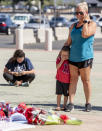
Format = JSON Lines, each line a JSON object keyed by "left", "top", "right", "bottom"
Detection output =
{"left": 56, "top": 80, "right": 69, "bottom": 96}
{"left": 69, "top": 58, "right": 93, "bottom": 69}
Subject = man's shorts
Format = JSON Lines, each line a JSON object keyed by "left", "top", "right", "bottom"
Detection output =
{"left": 69, "top": 58, "right": 93, "bottom": 69}
{"left": 56, "top": 80, "right": 69, "bottom": 96}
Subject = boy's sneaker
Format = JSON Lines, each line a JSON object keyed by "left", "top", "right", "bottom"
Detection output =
{"left": 85, "top": 103, "right": 92, "bottom": 112}
{"left": 21, "top": 82, "right": 29, "bottom": 87}
{"left": 65, "top": 103, "right": 74, "bottom": 112}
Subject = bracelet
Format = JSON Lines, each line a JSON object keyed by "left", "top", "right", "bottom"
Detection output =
{"left": 83, "top": 20, "right": 90, "bottom": 24}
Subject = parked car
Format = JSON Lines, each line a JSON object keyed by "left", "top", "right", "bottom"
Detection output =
{"left": 30, "top": 6, "right": 39, "bottom": 13}
{"left": 0, "top": 13, "right": 10, "bottom": 18}
{"left": 24, "top": 16, "right": 50, "bottom": 31}
{"left": 89, "top": 15, "right": 97, "bottom": 22}
{"left": 0, "top": 15, "right": 13, "bottom": 35}
{"left": 89, "top": 13, "right": 101, "bottom": 20}
{"left": 67, "top": 17, "right": 78, "bottom": 27}
{"left": 96, "top": 17, "right": 102, "bottom": 27}
{"left": 12, "top": 14, "right": 33, "bottom": 26}
{"left": 43, "top": 5, "right": 54, "bottom": 13}
{"left": 50, "top": 17, "right": 69, "bottom": 28}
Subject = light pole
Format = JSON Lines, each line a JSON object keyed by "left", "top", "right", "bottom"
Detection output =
{"left": 39, "top": 1, "right": 41, "bottom": 28}
{"left": 54, "top": 0, "right": 57, "bottom": 7}
{"left": 54, "top": 0, "right": 57, "bottom": 24}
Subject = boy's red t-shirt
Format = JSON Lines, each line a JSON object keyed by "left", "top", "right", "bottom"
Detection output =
{"left": 56, "top": 57, "right": 70, "bottom": 83}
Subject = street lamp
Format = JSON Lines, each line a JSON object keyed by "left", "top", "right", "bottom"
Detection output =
{"left": 40, "top": 0, "right": 44, "bottom": 7}
{"left": 54, "top": 0, "right": 56, "bottom": 17}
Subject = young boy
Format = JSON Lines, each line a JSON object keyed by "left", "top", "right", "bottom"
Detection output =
{"left": 56, "top": 46, "right": 70, "bottom": 111}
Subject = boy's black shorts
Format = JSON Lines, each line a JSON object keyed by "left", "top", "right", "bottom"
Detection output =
{"left": 56, "top": 80, "right": 69, "bottom": 96}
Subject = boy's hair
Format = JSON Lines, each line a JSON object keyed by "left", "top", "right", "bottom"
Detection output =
{"left": 61, "top": 46, "right": 70, "bottom": 52}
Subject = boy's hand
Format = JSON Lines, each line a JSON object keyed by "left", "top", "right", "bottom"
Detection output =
{"left": 12, "top": 72, "right": 19, "bottom": 76}
{"left": 61, "top": 57, "right": 67, "bottom": 61}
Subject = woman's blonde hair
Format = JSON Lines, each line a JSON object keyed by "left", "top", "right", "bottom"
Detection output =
{"left": 76, "top": 2, "right": 88, "bottom": 12}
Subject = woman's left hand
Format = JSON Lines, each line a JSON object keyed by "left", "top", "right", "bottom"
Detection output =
{"left": 82, "top": 12, "right": 96, "bottom": 38}
{"left": 83, "top": 12, "right": 90, "bottom": 21}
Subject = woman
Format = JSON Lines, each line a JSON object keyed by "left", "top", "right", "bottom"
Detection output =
{"left": 64, "top": 2, "right": 96, "bottom": 112}
{"left": 3, "top": 49, "right": 35, "bottom": 87}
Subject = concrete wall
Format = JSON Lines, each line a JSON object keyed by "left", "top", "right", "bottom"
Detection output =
{"left": 37, "top": 28, "right": 55, "bottom": 43}
{"left": 23, "top": 29, "right": 36, "bottom": 44}
{"left": 55, "top": 27, "right": 69, "bottom": 40}
{"left": 37, "top": 29, "right": 46, "bottom": 43}
{"left": 95, "top": 27, "right": 102, "bottom": 39}
{"left": 14, "top": 27, "right": 102, "bottom": 45}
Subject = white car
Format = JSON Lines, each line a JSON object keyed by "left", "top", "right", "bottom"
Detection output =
{"left": 24, "top": 16, "right": 50, "bottom": 31}
{"left": 67, "top": 17, "right": 78, "bottom": 27}
{"left": 89, "top": 13, "right": 101, "bottom": 20}
{"left": 96, "top": 17, "right": 102, "bottom": 27}
{"left": 12, "top": 14, "right": 33, "bottom": 26}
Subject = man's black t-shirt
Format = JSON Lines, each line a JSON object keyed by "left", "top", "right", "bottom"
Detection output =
{"left": 5, "top": 57, "right": 34, "bottom": 72}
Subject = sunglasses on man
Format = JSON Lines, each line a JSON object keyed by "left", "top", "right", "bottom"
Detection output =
{"left": 75, "top": 12, "right": 84, "bottom": 15}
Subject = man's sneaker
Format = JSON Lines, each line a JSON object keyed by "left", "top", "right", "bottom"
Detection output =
{"left": 9, "top": 82, "right": 15, "bottom": 86}
{"left": 85, "top": 103, "right": 92, "bottom": 112}
{"left": 21, "top": 82, "right": 29, "bottom": 87}
{"left": 65, "top": 103, "right": 74, "bottom": 112}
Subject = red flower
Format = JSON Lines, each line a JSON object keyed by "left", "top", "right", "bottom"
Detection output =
{"left": 25, "top": 107, "right": 33, "bottom": 124}
{"left": 60, "top": 115, "right": 69, "bottom": 123}
{"left": 18, "top": 103, "right": 27, "bottom": 110}
{"left": 25, "top": 107, "right": 47, "bottom": 125}
{"left": 0, "top": 110, "right": 5, "bottom": 119}
{"left": 28, "top": 118, "right": 33, "bottom": 124}
{"left": 17, "top": 102, "right": 27, "bottom": 114}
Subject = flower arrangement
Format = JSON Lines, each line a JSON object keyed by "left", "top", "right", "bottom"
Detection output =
{"left": 0, "top": 101, "right": 82, "bottom": 125}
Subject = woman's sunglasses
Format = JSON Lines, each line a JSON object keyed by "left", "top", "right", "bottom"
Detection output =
{"left": 75, "top": 12, "right": 84, "bottom": 15}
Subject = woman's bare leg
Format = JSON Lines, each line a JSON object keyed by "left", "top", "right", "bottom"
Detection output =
{"left": 79, "top": 66, "right": 91, "bottom": 104}
{"left": 69, "top": 64, "right": 79, "bottom": 103}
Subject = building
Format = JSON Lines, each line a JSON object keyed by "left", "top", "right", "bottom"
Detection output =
{"left": 64, "top": 0, "right": 102, "bottom": 13}
{"left": 85, "top": 0, "right": 102, "bottom": 13}
{"left": 85, "top": 0, "right": 102, "bottom": 7}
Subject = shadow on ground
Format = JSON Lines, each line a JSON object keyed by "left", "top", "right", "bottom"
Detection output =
{"left": 23, "top": 39, "right": 102, "bottom": 51}
{"left": 25, "top": 103, "right": 102, "bottom": 112}
{"left": 0, "top": 38, "right": 102, "bottom": 51}
{"left": 0, "top": 83, "right": 9, "bottom": 86}
{"left": 75, "top": 105, "right": 102, "bottom": 112}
